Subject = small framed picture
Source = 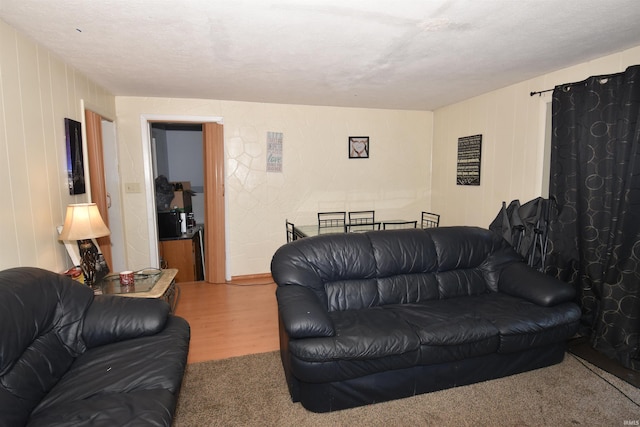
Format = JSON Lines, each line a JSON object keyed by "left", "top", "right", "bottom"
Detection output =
{"left": 349, "top": 136, "right": 369, "bottom": 159}
{"left": 65, "top": 118, "right": 86, "bottom": 195}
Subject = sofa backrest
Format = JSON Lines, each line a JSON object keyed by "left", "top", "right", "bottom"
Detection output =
{"left": 0, "top": 267, "right": 94, "bottom": 426}
{"left": 271, "top": 226, "right": 521, "bottom": 312}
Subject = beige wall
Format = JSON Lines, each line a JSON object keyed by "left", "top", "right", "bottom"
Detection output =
{"left": 4, "top": 14, "right": 639, "bottom": 279}
{"left": 115, "top": 97, "right": 433, "bottom": 277}
{"left": 0, "top": 19, "right": 116, "bottom": 272}
{"left": 432, "top": 45, "right": 640, "bottom": 228}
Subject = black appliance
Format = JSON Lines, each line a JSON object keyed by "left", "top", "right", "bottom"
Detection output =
{"left": 158, "top": 211, "right": 182, "bottom": 238}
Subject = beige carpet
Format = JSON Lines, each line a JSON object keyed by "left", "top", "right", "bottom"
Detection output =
{"left": 174, "top": 351, "right": 640, "bottom": 426}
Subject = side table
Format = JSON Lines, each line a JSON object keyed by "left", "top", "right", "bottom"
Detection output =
{"left": 96, "top": 268, "right": 179, "bottom": 312}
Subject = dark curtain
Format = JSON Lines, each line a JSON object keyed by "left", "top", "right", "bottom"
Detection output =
{"left": 546, "top": 65, "right": 640, "bottom": 370}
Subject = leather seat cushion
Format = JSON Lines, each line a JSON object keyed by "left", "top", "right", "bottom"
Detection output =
{"left": 475, "top": 293, "right": 581, "bottom": 353}
{"left": 287, "top": 292, "right": 580, "bottom": 383}
{"left": 391, "top": 293, "right": 580, "bottom": 356}
{"left": 289, "top": 307, "right": 420, "bottom": 362}
{"left": 30, "top": 317, "right": 189, "bottom": 423}
{"left": 386, "top": 298, "right": 500, "bottom": 364}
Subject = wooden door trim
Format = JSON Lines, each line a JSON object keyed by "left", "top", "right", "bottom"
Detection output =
{"left": 140, "top": 115, "right": 226, "bottom": 281}
{"left": 203, "top": 122, "right": 226, "bottom": 283}
{"left": 85, "top": 110, "right": 113, "bottom": 269}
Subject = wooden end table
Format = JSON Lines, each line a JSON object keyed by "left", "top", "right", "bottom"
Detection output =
{"left": 96, "top": 268, "right": 179, "bottom": 312}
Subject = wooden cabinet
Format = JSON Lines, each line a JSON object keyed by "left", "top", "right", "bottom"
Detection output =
{"left": 159, "top": 227, "right": 204, "bottom": 282}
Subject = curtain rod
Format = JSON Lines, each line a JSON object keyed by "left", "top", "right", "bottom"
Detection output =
{"left": 530, "top": 88, "right": 554, "bottom": 97}
{"left": 530, "top": 70, "right": 626, "bottom": 97}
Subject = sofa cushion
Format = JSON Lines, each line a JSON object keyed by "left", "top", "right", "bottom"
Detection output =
{"left": 397, "top": 292, "right": 580, "bottom": 355}
{"left": 82, "top": 295, "right": 170, "bottom": 348}
{"left": 475, "top": 293, "right": 581, "bottom": 353}
{"left": 26, "top": 390, "right": 177, "bottom": 427}
{"left": 287, "top": 307, "right": 421, "bottom": 383}
{"left": 369, "top": 229, "right": 439, "bottom": 277}
{"left": 325, "top": 278, "right": 379, "bottom": 311}
{"left": 435, "top": 269, "right": 488, "bottom": 299}
{"left": 376, "top": 273, "right": 440, "bottom": 305}
{"left": 387, "top": 299, "right": 500, "bottom": 364}
{"left": 289, "top": 307, "right": 420, "bottom": 362}
{"left": 30, "top": 316, "right": 190, "bottom": 424}
{"left": 426, "top": 226, "right": 512, "bottom": 272}
{"left": 427, "top": 226, "right": 523, "bottom": 294}
{"left": 387, "top": 292, "right": 580, "bottom": 362}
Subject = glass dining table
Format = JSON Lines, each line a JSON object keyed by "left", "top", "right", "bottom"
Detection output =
{"left": 294, "top": 220, "right": 413, "bottom": 238}
{"left": 294, "top": 224, "right": 349, "bottom": 238}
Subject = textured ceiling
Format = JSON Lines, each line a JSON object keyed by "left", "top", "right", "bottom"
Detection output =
{"left": 2, "top": 0, "right": 640, "bottom": 110}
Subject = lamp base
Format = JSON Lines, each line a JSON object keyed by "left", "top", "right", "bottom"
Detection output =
{"left": 78, "top": 239, "right": 98, "bottom": 287}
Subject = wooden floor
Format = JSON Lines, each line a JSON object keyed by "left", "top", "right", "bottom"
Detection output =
{"left": 174, "top": 276, "right": 280, "bottom": 364}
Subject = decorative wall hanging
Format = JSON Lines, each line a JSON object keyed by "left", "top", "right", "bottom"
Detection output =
{"left": 267, "top": 131, "right": 283, "bottom": 172}
{"left": 349, "top": 136, "right": 369, "bottom": 159}
{"left": 65, "top": 118, "right": 86, "bottom": 194}
{"left": 456, "top": 134, "right": 482, "bottom": 185}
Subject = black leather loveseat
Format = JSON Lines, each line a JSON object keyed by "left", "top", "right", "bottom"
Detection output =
{"left": 0, "top": 267, "right": 190, "bottom": 426}
{"left": 271, "top": 226, "right": 581, "bottom": 412}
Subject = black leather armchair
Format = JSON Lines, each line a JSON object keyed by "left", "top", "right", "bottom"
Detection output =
{"left": 0, "top": 267, "right": 190, "bottom": 426}
{"left": 271, "top": 226, "right": 581, "bottom": 412}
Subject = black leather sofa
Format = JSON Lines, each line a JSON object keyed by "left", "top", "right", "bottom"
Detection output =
{"left": 271, "top": 226, "right": 581, "bottom": 412}
{"left": 0, "top": 267, "right": 190, "bottom": 426}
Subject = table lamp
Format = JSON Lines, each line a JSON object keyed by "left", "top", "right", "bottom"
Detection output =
{"left": 59, "top": 203, "right": 110, "bottom": 287}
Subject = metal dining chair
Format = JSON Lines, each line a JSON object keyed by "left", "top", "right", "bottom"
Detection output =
{"left": 421, "top": 212, "right": 440, "bottom": 228}
{"left": 285, "top": 219, "right": 296, "bottom": 243}
{"left": 382, "top": 220, "right": 417, "bottom": 230}
{"left": 348, "top": 210, "right": 375, "bottom": 225}
{"left": 317, "top": 211, "right": 346, "bottom": 229}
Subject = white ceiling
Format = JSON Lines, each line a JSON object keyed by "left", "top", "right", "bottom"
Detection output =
{"left": 2, "top": 0, "right": 640, "bottom": 111}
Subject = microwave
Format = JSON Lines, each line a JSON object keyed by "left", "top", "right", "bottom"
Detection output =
{"left": 158, "top": 211, "right": 181, "bottom": 238}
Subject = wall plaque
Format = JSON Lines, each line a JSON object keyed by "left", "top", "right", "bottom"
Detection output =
{"left": 267, "top": 131, "right": 283, "bottom": 173}
{"left": 456, "top": 134, "right": 482, "bottom": 186}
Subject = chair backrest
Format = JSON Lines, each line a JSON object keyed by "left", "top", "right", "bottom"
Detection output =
{"left": 347, "top": 222, "right": 380, "bottom": 233}
{"left": 286, "top": 219, "right": 296, "bottom": 242}
{"left": 318, "top": 211, "right": 346, "bottom": 228}
{"left": 383, "top": 220, "right": 417, "bottom": 230}
{"left": 421, "top": 212, "right": 440, "bottom": 228}
{"left": 348, "top": 210, "right": 375, "bottom": 225}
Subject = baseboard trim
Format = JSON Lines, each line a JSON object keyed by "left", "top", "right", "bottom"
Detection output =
{"left": 230, "top": 272, "right": 273, "bottom": 283}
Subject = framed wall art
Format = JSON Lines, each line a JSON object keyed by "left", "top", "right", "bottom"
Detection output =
{"left": 349, "top": 136, "right": 369, "bottom": 159}
{"left": 65, "top": 118, "right": 86, "bottom": 194}
{"left": 456, "top": 134, "right": 482, "bottom": 186}
{"left": 266, "top": 131, "right": 283, "bottom": 172}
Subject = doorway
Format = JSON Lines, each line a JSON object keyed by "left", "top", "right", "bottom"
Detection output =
{"left": 141, "top": 115, "right": 227, "bottom": 283}
{"left": 151, "top": 123, "right": 205, "bottom": 223}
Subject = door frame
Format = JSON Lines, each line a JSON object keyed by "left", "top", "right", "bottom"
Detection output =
{"left": 81, "top": 99, "right": 126, "bottom": 272}
{"left": 140, "top": 114, "right": 228, "bottom": 281}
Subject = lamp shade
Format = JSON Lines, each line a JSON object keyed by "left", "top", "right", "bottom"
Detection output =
{"left": 58, "top": 203, "right": 110, "bottom": 241}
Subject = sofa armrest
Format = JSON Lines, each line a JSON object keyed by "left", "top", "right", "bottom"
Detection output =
{"left": 276, "top": 285, "right": 334, "bottom": 339}
{"left": 82, "top": 295, "right": 170, "bottom": 348}
{"left": 498, "top": 263, "right": 576, "bottom": 306}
